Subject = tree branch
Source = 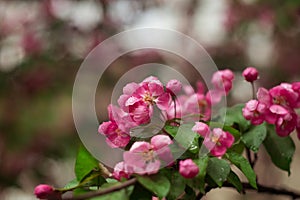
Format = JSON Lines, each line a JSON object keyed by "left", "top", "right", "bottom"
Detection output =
{"left": 60, "top": 177, "right": 300, "bottom": 200}
{"left": 62, "top": 178, "right": 137, "bottom": 200}
{"left": 199, "top": 182, "right": 300, "bottom": 200}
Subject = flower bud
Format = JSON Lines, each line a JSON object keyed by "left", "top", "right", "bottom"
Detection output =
{"left": 34, "top": 184, "right": 54, "bottom": 199}
{"left": 242, "top": 67, "right": 259, "bottom": 82}
{"left": 179, "top": 159, "right": 199, "bottom": 178}
{"left": 166, "top": 79, "right": 182, "bottom": 94}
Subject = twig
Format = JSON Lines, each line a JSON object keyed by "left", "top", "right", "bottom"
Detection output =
{"left": 199, "top": 182, "right": 300, "bottom": 200}
{"left": 62, "top": 178, "right": 137, "bottom": 200}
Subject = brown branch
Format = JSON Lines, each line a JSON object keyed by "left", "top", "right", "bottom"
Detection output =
{"left": 62, "top": 178, "right": 137, "bottom": 200}
{"left": 196, "top": 182, "right": 300, "bottom": 200}
{"left": 59, "top": 177, "right": 300, "bottom": 200}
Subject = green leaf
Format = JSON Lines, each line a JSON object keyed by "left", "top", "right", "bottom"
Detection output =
{"left": 228, "top": 142, "right": 245, "bottom": 155}
{"left": 129, "top": 183, "right": 153, "bottom": 200}
{"left": 62, "top": 178, "right": 80, "bottom": 191}
{"left": 206, "top": 157, "right": 230, "bottom": 187}
{"left": 57, "top": 172, "right": 106, "bottom": 192}
{"left": 181, "top": 186, "right": 196, "bottom": 200}
{"left": 75, "top": 145, "right": 99, "bottom": 182}
{"left": 227, "top": 170, "right": 243, "bottom": 193}
{"left": 165, "top": 124, "right": 200, "bottom": 154}
{"left": 241, "top": 123, "right": 267, "bottom": 152}
{"left": 187, "top": 156, "right": 209, "bottom": 193}
{"left": 263, "top": 124, "right": 295, "bottom": 175}
{"left": 167, "top": 171, "right": 186, "bottom": 200}
{"left": 224, "top": 104, "right": 250, "bottom": 132}
{"left": 226, "top": 152, "right": 257, "bottom": 189}
{"left": 136, "top": 174, "right": 171, "bottom": 198}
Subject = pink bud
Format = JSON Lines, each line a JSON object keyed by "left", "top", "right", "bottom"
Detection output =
{"left": 34, "top": 184, "right": 54, "bottom": 199}
{"left": 242, "top": 67, "right": 259, "bottom": 82}
{"left": 179, "top": 159, "right": 199, "bottom": 178}
{"left": 166, "top": 79, "right": 182, "bottom": 94}
{"left": 192, "top": 122, "right": 210, "bottom": 137}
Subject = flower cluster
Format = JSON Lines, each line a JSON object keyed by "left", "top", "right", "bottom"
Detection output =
{"left": 242, "top": 69, "right": 300, "bottom": 138}
{"left": 163, "top": 69, "right": 235, "bottom": 121}
{"left": 97, "top": 70, "right": 236, "bottom": 180}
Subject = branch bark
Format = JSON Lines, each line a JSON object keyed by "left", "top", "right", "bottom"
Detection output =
{"left": 62, "top": 178, "right": 137, "bottom": 200}
{"left": 60, "top": 178, "right": 300, "bottom": 200}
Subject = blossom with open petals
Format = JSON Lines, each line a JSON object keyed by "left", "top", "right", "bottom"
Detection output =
{"left": 211, "top": 69, "right": 234, "bottom": 94}
{"left": 242, "top": 100, "right": 267, "bottom": 125}
{"left": 123, "top": 135, "right": 173, "bottom": 175}
{"left": 204, "top": 128, "right": 234, "bottom": 157}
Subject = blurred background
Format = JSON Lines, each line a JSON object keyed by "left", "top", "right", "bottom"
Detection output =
{"left": 0, "top": 0, "right": 300, "bottom": 199}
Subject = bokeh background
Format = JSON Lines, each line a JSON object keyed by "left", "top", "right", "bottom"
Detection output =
{"left": 1, "top": 0, "right": 300, "bottom": 199}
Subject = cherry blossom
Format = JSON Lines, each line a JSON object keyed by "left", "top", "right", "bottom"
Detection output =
{"left": 179, "top": 159, "right": 199, "bottom": 178}
{"left": 211, "top": 69, "right": 235, "bottom": 94}
{"left": 112, "top": 161, "right": 131, "bottom": 181}
{"left": 123, "top": 135, "right": 173, "bottom": 175}
{"left": 98, "top": 105, "right": 134, "bottom": 148}
{"left": 166, "top": 79, "right": 182, "bottom": 94}
{"left": 203, "top": 128, "right": 234, "bottom": 157}
{"left": 118, "top": 77, "right": 172, "bottom": 125}
{"left": 192, "top": 122, "right": 210, "bottom": 137}
{"left": 242, "top": 99, "right": 267, "bottom": 125}
{"left": 242, "top": 67, "right": 259, "bottom": 82}
{"left": 34, "top": 184, "right": 58, "bottom": 199}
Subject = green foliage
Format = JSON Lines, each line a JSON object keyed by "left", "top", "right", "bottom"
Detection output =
{"left": 206, "top": 157, "right": 230, "bottom": 187}
{"left": 136, "top": 174, "right": 171, "bottom": 198}
{"left": 167, "top": 171, "right": 186, "bottom": 200}
{"left": 263, "top": 124, "right": 295, "bottom": 175}
{"left": 129, "top": 183, "right": 153, "bottom": 200}
{"left": 165, "top": 124, "right": 200, "bottom": 154}
{"left": 226, "top": 152, "right": 257, "bottom": 189}
{"left": 224, "top": 104, "right": 250, "bottom": 132}
{"left": 227, "top": 170, "right": 243, "bottom": 193}
{"left": 241, "top": 123, "right": 267, "bottom": 152}
{"left": 75, "top": 145, "right": 99, "bottom": 182}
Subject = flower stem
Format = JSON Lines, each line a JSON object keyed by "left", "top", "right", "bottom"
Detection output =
{"left": 62, "top": 178, "right": 137, "bottom": 200}
{"left": 251, "top": 82, "right": 256, "bottom": 99}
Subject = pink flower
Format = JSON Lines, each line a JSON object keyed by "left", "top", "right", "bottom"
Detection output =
{"left": 257, "top": 87, "right": 272, "bottom": 107}
{"left": 179, "top": 159, "right": 199, "bottom": 178}
{"left": 211, "top": 69, "right": 234, "bottom": 94}
{"left": 183, "top": 93, "right": 211, "bottom": 121}
{"left": 265, "top": 104, "right": 289, "bottom": 124}
{"left": 192, "top": 122, "right": 210, "bottom": 137}
{"left": 275, "top": 112, "right": 297, "bottom": 137}
{"left": 242, "top": 100, "right": 267, "bottom": 125}
{"left": 151, "top": 135, "right": 173, "bottom": 164}
{"left": 269, "top": 83, "right": 299, "bottom": 109}
{"left": 204, "top": 128, "right": 234, "bottom": 157}
{"left": 292, "top": 82, "right": 300, "bottom": 108}
{"left": 166, "top": 79, "right": 182, "bottom": 94}
{"left": 98, "top": 105, "right": 134, "bottom": 148}
{"left": 296, "top": 116, "right": 300, "bottom": 140}
{"left": 123, "top": 135, "right": 173, "bottom": 175}
{"left": 242, "top": 67, "right": 259, "bottom": 82}
{"left": 206, "top": 89, "right": 223, "bottom": 105}
{"left": 128, "top": 101, "right": 152, "bottom": 125}
{"left": 119, "top": 77, "right": 171, "bottom": 125}
{"left": 34, "top": 184, "right": 57, "bottom": 199}
{"left": 112, "top": 162, "right": 131, "bottom": 181}
{"left": 98, "top": 121, "right": 131, "bottom": 148}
